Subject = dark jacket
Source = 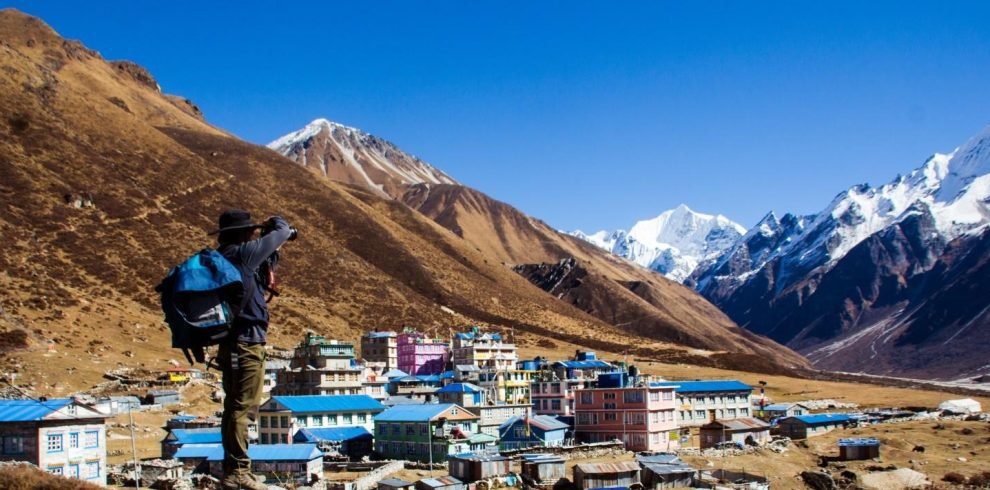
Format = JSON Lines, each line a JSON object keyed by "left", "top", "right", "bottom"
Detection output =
{"left": 220, "top": 216, "right": 292, "bottom": 344}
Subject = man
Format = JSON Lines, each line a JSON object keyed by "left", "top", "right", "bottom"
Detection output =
{"left": 211, "top": 209, "right": 293, "bottom": 490}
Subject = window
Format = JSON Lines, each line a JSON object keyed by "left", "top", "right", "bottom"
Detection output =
{"left": 649, "top": 391, "right": 660, "bottom": 402}
{"left": 604, "top": 413, "right": 617, "bottom": 421}
{"left": 624, "top": 391, "right": 643, "bottom": 404}
{"left": 578, "top": 413, "right": 591, "bottom": 425}
{"left": 421, "top": 423, "right": 428, "bottom": 435}
{"left": 3, "top": 436, "right": 24, "bottom": 455}
{"left": 728, "top": 408, "right": 737, "bottom": 418}
{"left": 406, "top": 425, "right": 416, "bottom": 435}
{"left": 532, "top": 384, "right": 541, "bottom": 394}
{"left": 357, "top": 413, "right": 366, "bottom": 423}
{"left": 280, "top": 416, "right": 289, "bottom": 428}
{"left": 260, "top": 416, "right": 268, "bottom": 428}
{"left": 280, "top": 434, "right": 288, "bottom": 443}
{"left": 328, "top": 414, "right": 337, "bottom": 425}
{"left": 261, "top": 433, "right": 269, "bottom": 444}
{"left": 47, "top": 434, "right": 63, "bottom": 452}
{"left": 603, "top": 392, "right": 616, "bottom": 400}
{"left": 551, "top": 400, "right": 561, "bottom": 410}
{"left": 580, "top": 392, "right": 593, "bottom": 405}
{"left": 662, "top": 391, "right": 673, "bottom": 401}
{"left": 48, "top": 466, "right": 64, "bottom": 475}
{"left": 67, "top": 464, "right": 80, "bottom": 479}
{"left": 342, "top": 414, "right": 352, "bottom": 425}
{"left": 84, "top": 462, "right": 100, "bottom": 480}
{"left": 69, "top": 433, "right": 79, "bottom": 449}
{"left": 312, "top": 415, "right": 323, "bottom": 426}
{"left": 542, "top": 400, "right": 549, "bottom": 410}
{"left": 741, "top": 408, "right": 749, "bottom": 416}
{"left": 296, "top": 416, "right": 307, "bottom": 427}
{"left": 604, "top": 403, "right": 616, "bottom": 410}
{"left": 551, "top": 383, "right": 561, "bottom": 393}
{"left": 514, "top": 426, "right": 528, "bottom": 438}
{"left": 391, "top": 424, "right": 400, "bottom": 435}
{"left": 694, "top": 410, "right": 705, "bottom": 419}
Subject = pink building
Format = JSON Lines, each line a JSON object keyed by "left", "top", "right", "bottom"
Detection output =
{"left": 397, "top": 331, "right": 449, "bottom": 375}
{"left": 574, "top": 382, "right": 680, "bottom": 452}
{"left": 532, "top": 379, "right": 589, "bottom": 417}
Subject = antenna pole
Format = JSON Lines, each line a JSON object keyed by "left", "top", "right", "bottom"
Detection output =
{"left": 128, "top": 405, "right": 140, "bottom": 489}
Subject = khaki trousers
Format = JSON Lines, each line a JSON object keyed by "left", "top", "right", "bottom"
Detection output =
{"left": 218, "top": 341, "right": 266, "bottom": 476}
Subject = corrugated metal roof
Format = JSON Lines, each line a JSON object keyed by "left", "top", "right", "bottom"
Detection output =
{"left": 293, "top": 426, "right": 371, "bottom": 443}
{"left": 637, "top": 453, "right": 682, "bottom": 465}
{"left": 641, "top": 462, "right": 696, "bottom": 475}
{"left": 383, "top": 396, "right": 427, "bottom": 406}
{"left": 574, "top": 461, "right": 641, "bottom": 474}
{"left": 437, "top": 383, "right": 481, "bottom": 394}
{"left": 418, "top": 475, "right": 463, "bottom": 487}
{"left": 270, "top": 395, "right": 385, "bottom": 414}
{"left": 520, "top": 453, "right": 565, "bottom": 463}
{"left": 0, "top": 398, "right": 73, "bottom": 422}
{"left": 202, "top": 444, "right": 322, "bottom": 461}
{"left": 762, "top": 403, "right": 808, "bottom": 411}
{"left": 379, "top": 478, "right": 414, "bottom": 486}
{"left": 553, "top": 360, "right": 614, "bottom": 369}
{"left": 375, "top": 404, "right": 466, "bottom": 422}
{"left": 174, "top": 443, "right": 222, "bottom": 459}
{"left": 651, "top": 380, "right": 752, "bottom": 393}
{"left": 169, "top": 428, "right": 222, "bottom": 444}
{"left": 838, "top": 437, "right": 880, "bottom": 447}
{"left": 702, "top": 418, "right": 770, "bottom": 431}
{"left": 499, "top": 415, "right": 570, "bottom": 432}
{"left": 466, "top": 433, "right": 497, "bottom": 444}
{"left": 383, "top": 369, "right": 409, "bottom": 378}
{"left": 365, "top": 331, "right": 397, "bottom": 338}
{"left": 449, "top": 452, "right": 509, "bottom": 461}
{"left": 788, "top": 413, "right": 851, "bottom": 425}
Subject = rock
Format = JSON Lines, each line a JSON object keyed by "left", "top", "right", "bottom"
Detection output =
{"left": 840, "top": 470, "right": 858, "bottom": 481}
{"left": 958, "top": 457, "right": 968, "bottom": 462}
{"left": 801, "top": 470, "right": 836, "bottom": 490}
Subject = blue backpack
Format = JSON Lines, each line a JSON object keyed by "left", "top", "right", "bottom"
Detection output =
{"left": 156, "top": 249, "right": 244, "bottom": 365}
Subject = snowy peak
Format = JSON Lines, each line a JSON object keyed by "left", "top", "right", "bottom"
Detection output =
{"left": 570, "top": 205, "right": 746, "bottom": 282}
{"left": 268, "top": 118, "right": 458, "bottom": 199}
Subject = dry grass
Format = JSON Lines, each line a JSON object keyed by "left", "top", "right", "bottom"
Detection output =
{"left": 0, "top": 463, "right": 102, "bottom": 490}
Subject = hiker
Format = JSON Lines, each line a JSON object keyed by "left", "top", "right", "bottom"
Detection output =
{"left": 211, "top": 209, "right": 294, "bottom": 490}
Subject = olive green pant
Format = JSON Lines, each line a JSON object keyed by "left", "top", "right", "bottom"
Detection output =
{"left": 218, "top": 341, "right": 266, "bottom": 476}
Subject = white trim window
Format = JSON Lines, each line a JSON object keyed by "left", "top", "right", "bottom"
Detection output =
{"left": 69, "top": 433, "right": 79, "bottom": 449}
{"left": 47, "top": 434, "right": 63, "bottom": 453}
{"left": 84, "top": 431, "right": 99, "bottom": 449}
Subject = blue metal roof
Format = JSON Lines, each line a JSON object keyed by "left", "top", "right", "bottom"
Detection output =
{"left": 790, "top": 414, "right": 851, "bottom": 425}
{"left": 839, "top": 437, "right": 880, "bottom": 447}
{"left": 366, "top": 331, "right": 396, "bottom": 338}
{"left": 416, "top": 374, "right": 441, "bottom": 383}
{"left": 174, "top": 444, "right": 222, "bottom": 459}
{"left": 553, "top": 360, "right": 614, "bottom": 369}
{"left": 175, "top": 443, "right": 322, "bottom": 461}
{"left": 0, "top": 398, "right": 73, "bottom": 422}
{"left": 168, "top": 428, "right": 222, "bottom": 444}
{"left": 437, "top": 383, "right": 481, "bottom": 394}
{"left": 269, "top": 395, "right": 385, "bottom": 414}
{"left": 293, "top": 426, "right": 372, "bottom": 443}
{"left": 440, "top": 370, "right": 455, "bottom": 380}
{"left": 375, "top": 404, "right": 470, "bottom": 422}
{"left": 383, "top": 369, "right": 409, "bottom": 379}
{"left": 651, "top": 380, "right": 752, "bottom": 393}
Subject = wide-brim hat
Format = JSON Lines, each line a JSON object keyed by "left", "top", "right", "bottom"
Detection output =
{"left": 209, "top": 209, "right": 262, "bottom": 235}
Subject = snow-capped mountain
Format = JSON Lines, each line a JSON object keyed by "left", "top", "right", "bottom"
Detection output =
{"left": 691, "top": 124, "right": 990, "bottom": 379}
{"left": 268, "top": 118, "right": 458, "bottom": 199}
{"left": 572, "top": 204, "right": 746, "bottom": 282}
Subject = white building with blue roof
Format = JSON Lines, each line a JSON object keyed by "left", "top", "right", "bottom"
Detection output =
{"left": 0, "top": 398, "right": 107, "bottom": 485}
{"left": 652, "top": 380, "right": 754, "bottom": 427}
{"left": 258, "top": 394, "right": 384, "bottom": 444}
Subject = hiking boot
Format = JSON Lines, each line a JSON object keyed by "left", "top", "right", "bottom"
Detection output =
{"left": 220, "top": 473, "right": 267, "bottom": 490}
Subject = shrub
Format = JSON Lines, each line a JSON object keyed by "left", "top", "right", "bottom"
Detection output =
{"left": 943, "top": 472, "right": 966, "bottom": 484}
{"left": 969, "top": 471, "right": 990, "bottom": 487}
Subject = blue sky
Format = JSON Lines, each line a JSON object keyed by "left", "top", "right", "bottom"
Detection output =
{"left": 9, "top": 1, "right": 990, "bottom": 231}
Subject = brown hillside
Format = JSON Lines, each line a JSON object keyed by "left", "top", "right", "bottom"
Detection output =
{"left": 0, "top": 9, "right": 803, "bottom": 395}
{"left": 401, "top": 183, "right": 809, "bottom": 369}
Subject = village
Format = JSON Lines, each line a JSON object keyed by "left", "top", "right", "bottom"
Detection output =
{"left": 1, "top": 326, "right": 988, "bottom": 490}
